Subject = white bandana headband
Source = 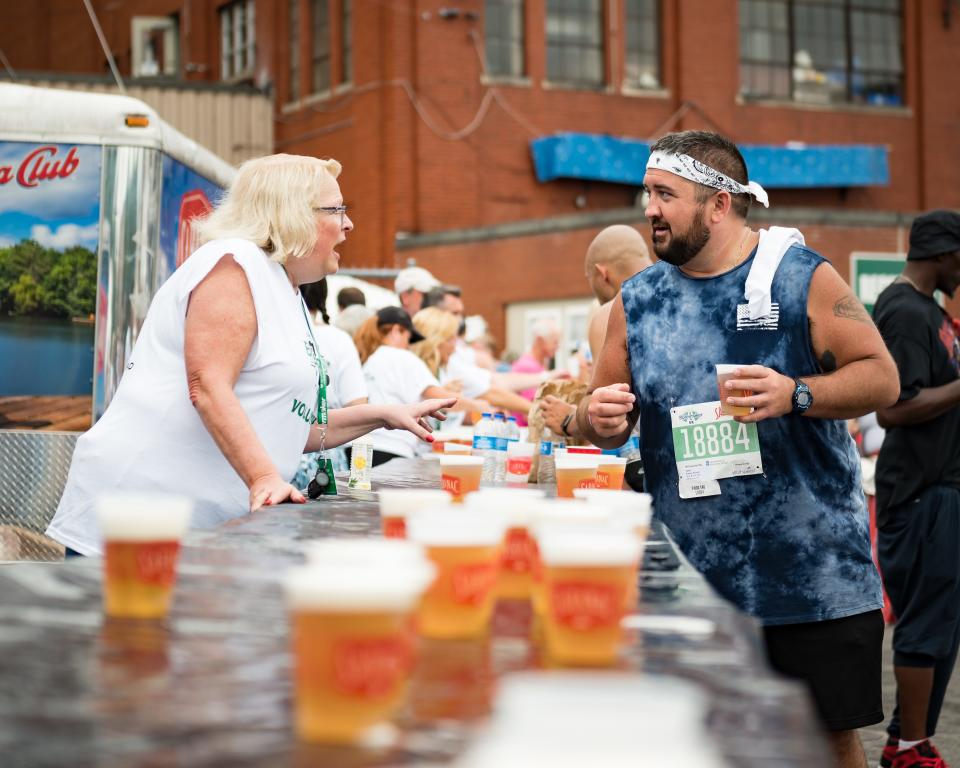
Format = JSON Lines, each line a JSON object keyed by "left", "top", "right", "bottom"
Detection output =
{"left": 646, "top": 151, "right": 769, "bottom": 208}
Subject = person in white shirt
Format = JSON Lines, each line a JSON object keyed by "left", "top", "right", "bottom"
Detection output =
{"left": 48, "top": 154, "right": 454, "bottom": 555}
{"left": 356, "top": 306, "right": 466, "bottom": 464}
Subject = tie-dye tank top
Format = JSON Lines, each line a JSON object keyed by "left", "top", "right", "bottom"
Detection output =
{"left": 621, "top": 244, "right": 881, "bottom": 625}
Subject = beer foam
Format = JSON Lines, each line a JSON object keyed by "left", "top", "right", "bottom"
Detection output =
{"left": 538, "top": 530, "right": 640, "bottom": 566}
{"left": 96, "top": 492, "right": 192, "bottom": 541}
{"left": 554, "top": 454, "right": 602, "bottom": 469}
{"left": 378, "top": 489, "right": 452, "bottom": 519}
{"left": 573, "top": 490, "right": 653, "bottom": 530}
{"left": 464, "top": 488, "right": 546, "bottom": 526}
{"left": 529, "top": 499, "right": 613, "bottom": 533}
{"left": 437, "top": 455, "right": 485, "bottom": 467}
{"left": 284, "top": 562, "right": 434, "bottom": 611}
{"left": 305, "top": 538, "right": 428, "bottom": 567}
{"left": 406, "top": 508, "right": 506, "bottom": 547}
{"left": 715, "top": 363, "right": 739, "bottom": 375}
{"left": 596, "top": 456, "right": 628, "bottom": 466}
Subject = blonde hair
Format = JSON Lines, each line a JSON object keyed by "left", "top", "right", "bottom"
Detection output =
{"left": 354, "top": 316, "right": 391, "bottom": 364}
{"left": 196, "top": 153, "right": 342, "bottom": 264}
{"left": 411, "top": 308, "right": 459, "bottom": 377}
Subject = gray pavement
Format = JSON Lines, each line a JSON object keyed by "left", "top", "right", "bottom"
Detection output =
{"left": 859, "top": 625, "right": 959, "bottom": 766}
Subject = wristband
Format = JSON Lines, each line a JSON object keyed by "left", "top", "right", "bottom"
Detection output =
{"left": 561, "top": 411, "right": 574, "bottom": 436}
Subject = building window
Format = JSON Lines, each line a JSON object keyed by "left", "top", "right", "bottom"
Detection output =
{"left": 739, "top": 0, "right": 903, "bottom": 107}
{"left": 311, "top": 0, "right": 331, "bottom": 93}
{"left": 624, "top": 0, "right": 659, "bottom": 89}
{"left": 219, "top": 0, "right": 255, "bottom": 81}
{"left": 289, "top": 0, "right": 300, "bottom": 102}
{"left": 132, "top": 16, "right": 179, "bottom": 77}
{"left": 485, "top": 0, "right": 525, "bottom": 78}
{"left": 342, "top": 0, "right": 353, "bottom": 84}
{"left": 546, "top": 0, "right": 604, "bottom": 87}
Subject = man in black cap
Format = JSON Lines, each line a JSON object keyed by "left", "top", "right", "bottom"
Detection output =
{"left": 873, "top": 209, "right": 960, "bottom": 768}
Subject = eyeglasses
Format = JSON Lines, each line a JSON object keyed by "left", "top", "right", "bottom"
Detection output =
{"left": 316, "top": 205, "right": 348, "bottom": 228}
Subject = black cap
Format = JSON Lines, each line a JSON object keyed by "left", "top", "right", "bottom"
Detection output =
{"left": 376, "top": 306, "right": 425, "bottom": 343}
{"left": 908, "top": 210, "right": 960, "bottom": 261}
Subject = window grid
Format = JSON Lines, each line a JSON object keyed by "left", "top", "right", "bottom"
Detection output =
{"left": 220, "top": 0, "right": 255, "bottom": 80}
{"left": 342, "top": 0, "right": 353, "bottom": 85}
{"left": 739, "top": 0, "right": 903, "bottom": 107}
{"left": 312, "top": 0, "right": 331, "bottom": 93}
{"left": 545, "top": 0, "right": 605, "bottom": 87}
{"left": 484, "top": 0, "right": 525, "bottom": 78}
{"left": 624, "top": 0, "right": 660, "bottom": 89}
{"left": 289, "top": 0, "right": 300, "bottom": 102}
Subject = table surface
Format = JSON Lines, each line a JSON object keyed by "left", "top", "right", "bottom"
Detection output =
{"left": 0, "top": 459, "right": 828, "bottom": 767}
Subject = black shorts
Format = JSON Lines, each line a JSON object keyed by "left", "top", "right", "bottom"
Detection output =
{"left": 878, "top": 484, "right": 960, "bottom": 666}
{"left": 763, "top": 609, "right": 884, "bottom": 732}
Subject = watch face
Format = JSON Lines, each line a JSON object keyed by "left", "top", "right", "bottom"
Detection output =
{"left": 797, "top": 391, "right": 812, "bottom": 407}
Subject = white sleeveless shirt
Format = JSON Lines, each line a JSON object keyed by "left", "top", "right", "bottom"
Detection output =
{"left": 47, "top": 238, "right": 318, "bottom": 555}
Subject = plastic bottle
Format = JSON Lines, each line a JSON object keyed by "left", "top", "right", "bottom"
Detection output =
{"left": 493, "top": 413, "right": 508, "bottom": 485}
{"left": 472, "top": 413, "right": 497, "bottom": 485}
{"left": 505, "top": 416, "right": 521, "bottom": 446}
{"left": 537, "top": 426, "right": 566, "bottom": 486}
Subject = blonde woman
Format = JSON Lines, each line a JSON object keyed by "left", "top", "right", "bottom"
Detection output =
{"left": 413, "top": 307, "right": 535, "bottom": 419}
{"left": 48, "top": 154, "right": 454, "bottom": 556}
{"left": 356, "top": 307, "right": 487, "bottom": 464}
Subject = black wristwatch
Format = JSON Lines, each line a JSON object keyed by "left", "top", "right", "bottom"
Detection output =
{"left": 792, "top": 378, "right": 813, "bottom": 413}
{"left": 561, "top": 411, "right": 575, "bottom": 436}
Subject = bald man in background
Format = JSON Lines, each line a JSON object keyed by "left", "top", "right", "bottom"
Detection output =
{"left": 541, "top": 225, "right": 652, "bottom": 440}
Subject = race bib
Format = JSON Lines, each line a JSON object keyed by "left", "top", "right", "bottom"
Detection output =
{"left": 670, "top": 401, "right": 763, "bottom": 499}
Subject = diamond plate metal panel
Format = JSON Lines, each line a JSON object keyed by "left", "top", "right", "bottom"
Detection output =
{"left": 0, "top": 430, "right": 78, "bottom": 562}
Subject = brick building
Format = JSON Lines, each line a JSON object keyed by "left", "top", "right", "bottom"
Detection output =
{"left": 2, "top": 1, "right": 959, "bottom": 352}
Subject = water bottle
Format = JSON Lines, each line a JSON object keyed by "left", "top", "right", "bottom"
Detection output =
{"left": 493, "top": 413, "right": 508, "bottom": 485}
{"left": 505, "top": 416, "right": 521, "bottom": 446}
{"left": 472, "top": 413, "right": 497, "bottom": 484}
{"left": 537, "top": 426, "right": 566, "bottom": 486}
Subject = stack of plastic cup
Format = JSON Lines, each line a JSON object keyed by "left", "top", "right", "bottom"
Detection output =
{"left": 504, "top": 442, "right": 536, "bottom": 487}
{"left": 378, "top": 488, "right": 452, "bottom": 539}
{"left": 96, "top": 492, "right": 193, "bottom": 620}
{"left": 407, "top": 507, "right": 507, "bottom": 639}
{"left": 284, "top": 540, "right": 435, "bottom": 744}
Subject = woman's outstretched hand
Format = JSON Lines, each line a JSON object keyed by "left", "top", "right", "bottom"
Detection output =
{"left": 382, "top": 398, "right": 458, "bottom": 443}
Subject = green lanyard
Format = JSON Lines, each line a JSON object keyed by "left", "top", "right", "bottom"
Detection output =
{"left": 299, "top": 298, "right": 336, "bottom": 496}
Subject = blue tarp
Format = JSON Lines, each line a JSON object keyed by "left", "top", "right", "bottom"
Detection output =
{"left": 530, "top": 133, "right": 889, "bottom": 188}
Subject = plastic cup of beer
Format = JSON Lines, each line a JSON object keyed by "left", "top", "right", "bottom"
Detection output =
{"left": 594, "top": 456, "right": 627, "bottom": 490}
{"left": 284, "top": 559, "right": 434, "bottom": 744}
{"left": 573, "top": 489, "right": 654, "bottom": 540}
{"left": 504, "top": 442, "right": 536, "bottom": 487}
{"left": 538, "top": 530, "right": 641, "bottom": 666}
{"left": 465, "top": 488, "right": 546, "bottom": 601}
{"left": 406, "top": 508, "right": 506, "bottom": 639}
{"left": 716, "top": 363, "right": 752, "bottom": 417}
{"left": 438, "top": 455, "right": 484, "bottom": 501}
{"left": 378, "top": 489, "right": 452, "bottom": 539}
{"left": 528, "top": 501, "right": 615, "bottom": 617}
{"left": 554, "top": 454, "right": 602, "bottom": 498}
{"left": 96, "top": 493, "right": 192, "bottom": 620}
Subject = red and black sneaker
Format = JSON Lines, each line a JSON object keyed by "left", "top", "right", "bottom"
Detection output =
{"left": 890, "top": 740, "right": 949, "bottom": 768}
{"left": 879, "top": 735, "right": 899, "bottom": 768}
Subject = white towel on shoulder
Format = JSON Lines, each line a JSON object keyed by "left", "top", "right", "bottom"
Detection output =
{"left": 744, "top": 226, "right": 805, "bottom": 320}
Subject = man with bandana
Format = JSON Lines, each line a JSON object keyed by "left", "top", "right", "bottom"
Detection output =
{"left": 578, "top": 130, "right": 900, "bottom": 768}
{"left": 872, "top": 210, "right": 960, "bottom": 768}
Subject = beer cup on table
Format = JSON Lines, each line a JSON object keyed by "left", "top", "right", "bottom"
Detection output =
{"left": 438, "top": 455, "right": 484, "bottom": 501}
{"left": 573, "top": 489, "right": 654, "bottom": 540}
{"left": 528, "top": 501, "right": 614, "bottom": 617}
{"left": 407, "top": 509, "right": 506, "bottom": 639}
{"left": 595, "top": 456, "right": 627, "bottom": 490}
{"left": 554, "top": 454, "right": 602, "bottom": 498}
{"left": 96, "top": 493, "right": 192, "bottom": 620}
{"left": 378, "top": 489, "right": 452, "bottom": 539}
{"left": 538, "top": 530, "right": 641, "bottom": 666}
{"left": 504, "top": 442, "right": 536, "bottom": 487}
{"left": 284, "top": 558, "right": 433, "bottom": 745}
{"left": 715, "top": 363, "right": 753, "bottom": 417}
{"left": 465, "top": 488, "right": 547, "bottom": 601}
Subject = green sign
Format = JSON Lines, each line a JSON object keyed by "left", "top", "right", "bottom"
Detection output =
{"left": 672, "top": 420, "right": 759, "bottom": 462}
{"left": 850, "top": 252, "right": 905, "bottom": 314}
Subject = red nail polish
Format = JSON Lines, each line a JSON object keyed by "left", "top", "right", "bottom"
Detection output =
{"left": 426, "top": 435, "right": 435, "bottom": 442}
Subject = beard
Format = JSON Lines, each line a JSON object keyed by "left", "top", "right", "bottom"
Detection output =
{"left": 651, "top": 204, "right": 711, "bottom": 267}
